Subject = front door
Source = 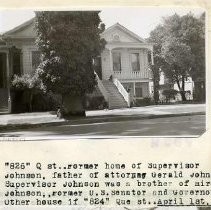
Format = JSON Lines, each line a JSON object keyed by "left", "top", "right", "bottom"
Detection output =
{"left": 0, "top": 53, "right": 8, "bottom": 112}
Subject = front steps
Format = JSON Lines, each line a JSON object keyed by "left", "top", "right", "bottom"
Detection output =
{"left": 102, "top": 80, "right": 128, "bottom": 109}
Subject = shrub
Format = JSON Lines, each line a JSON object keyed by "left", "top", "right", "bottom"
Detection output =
{"left": 162, "top": 89, "right": 179, "bottom": 102}
{"left": 85, "top": 96, "right": 108, "bottom": 110}
{"left": 32, "top": 92, "right": 61, "bottom": 112}
{"left": 11, "top": 71, "right": 45, "bottom": 112}
{"left": 135, "top": 97, "right": 154, "bottom": 106}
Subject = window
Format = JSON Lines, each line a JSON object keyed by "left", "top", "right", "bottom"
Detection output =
{"left": 135, "top": 87, "right": 142, "bottom": 97}
{"left": 131, "top": 53, "right": 140, "bottom": 71}
{"left": 112, "top": 52, "right": 121, "bottom": 71}
{"left": 32, "top": 51, "right": 41, "bottom": 71}
{"left": 13, "top": 51, "right": 21, "bottom": 76}
{"left": 135, "top": 82, "right": 143, "bottom": 97}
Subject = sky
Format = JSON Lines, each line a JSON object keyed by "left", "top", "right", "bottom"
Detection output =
{"left": 0, "top": 7, "right": 204, "bottom": 38}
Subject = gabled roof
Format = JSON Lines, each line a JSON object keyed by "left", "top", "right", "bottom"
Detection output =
{"left": 102, "top": 22, "right": 146, "bottom": 43}
{"left": 3, "top": 18, "right": 35, "bottom": 36}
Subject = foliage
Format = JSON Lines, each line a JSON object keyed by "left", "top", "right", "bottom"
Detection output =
{"left": 11, "top": 71, "right": 45, "bottom": 112}
{"left": 148, "top": 12, "right": 205, "bottom": 101}
{"left": 147, "top": 25, "right": 165, "bottom": 104}
{"left": 86, "top": 96, "right": 108, "bottom": 110}
{"left": 162, "top": 89, "right": 179, "bottom": 102}
{"left": 11, "top": 71, "right": 44, "bottom": 91}
{"left": 134, "top": 97, "right": 154, "bottom": 107}
{"left": 35, "top": 11, "right": 106, "bottom": 98}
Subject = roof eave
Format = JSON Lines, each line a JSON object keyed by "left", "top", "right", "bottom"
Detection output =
{"left": 3, "top": 18, "right": 35, "bottom": 36}
{"left": 102, "top": 22, "right": 147, "bottom": 43}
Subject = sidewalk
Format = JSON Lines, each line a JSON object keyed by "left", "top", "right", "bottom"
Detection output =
{"left": 86, "top": 103, "right": 206, "bottom": 117}
{"left": 0, "top": 104, "right": 206, "bottom": 131}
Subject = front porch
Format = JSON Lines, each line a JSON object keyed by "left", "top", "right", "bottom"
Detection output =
{"left": 0, "top": 45, "right": 22, "bottom": 113}
{"left": 101, "top": 42, "right": 154, "bottom": 81}
{"left": 0, "top": 49, "right": 10, "bottom": 113}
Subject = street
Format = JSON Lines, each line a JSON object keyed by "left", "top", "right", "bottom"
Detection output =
{"left": 0, "top": 115, "right": 205, "bottom": 139}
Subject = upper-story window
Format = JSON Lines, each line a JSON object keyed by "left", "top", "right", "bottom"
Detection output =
{"left": 32, "top": 51, "right": 41, "bottom": 71}
{"left": 131, "top": 53, "right": 140, "bottom": 71}
{"left": 112, "top": 52, "right": 121, "bottom": 71}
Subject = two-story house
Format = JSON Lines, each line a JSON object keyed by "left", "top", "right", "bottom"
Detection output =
{"left": 98, "top": 23, "right": 154, "bottom": 109}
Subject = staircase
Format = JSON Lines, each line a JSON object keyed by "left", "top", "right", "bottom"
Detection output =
{"left": 102, "top": 80, "right": 128, "bottom": 109}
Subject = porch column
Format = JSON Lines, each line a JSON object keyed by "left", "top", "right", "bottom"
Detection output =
{"left": 151, "top": 49, "right": 154, "bottom": 65}
{"left": 148, "top": 81, "right": 154, "bottom": 98}
{"left": 109, "top": 48, "right": 113, "bottom": 77}
{"left": 6, "top": 52, "right": 11, "bottom": 113}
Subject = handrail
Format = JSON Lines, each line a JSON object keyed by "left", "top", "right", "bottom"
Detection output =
{"left": 112, "top": 77, "right": 130, "bottom": 107}
{"left": 94, "top": 72, "right": 109, "bottom": 102}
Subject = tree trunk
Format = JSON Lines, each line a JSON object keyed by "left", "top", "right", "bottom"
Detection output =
{"left": 180, "top": 76, "right": 186, "bottom": 101}
{"left": 29, "top": 91, "right": 33, "bottom": 112}
{"left": 151, "top": 65, "right": 160, "bottom": 104}
{"left": 176, "top": 77, "right": 186, "bottom": 101}
{"left": 62, "top": 95, "right": 86, "bottom": 118}
{"left": 180, "top": 91, "right": 186, "bottom": 101}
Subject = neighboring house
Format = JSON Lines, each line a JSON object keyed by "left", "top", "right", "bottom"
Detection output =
{"left": 0, "top": 19, "right": 39, "bottom": 113}
{"left": 159, "top": 71, "right": 194, "bottom": 102}
{"left": 173, "top": 76, "right": 194, "bottom": 101}
{"left": 0, "top": 19, "right": 154, "bottom": 112}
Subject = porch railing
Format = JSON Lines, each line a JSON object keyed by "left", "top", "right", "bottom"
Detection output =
{"left": 113, "top": 67, "right": 152, "bottom": 80}
{"left": 113, "top": 77, "right": 130, "bottom": 107}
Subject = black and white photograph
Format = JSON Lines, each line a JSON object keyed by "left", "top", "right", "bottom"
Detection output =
{"left": 0, "top": 8, "right": 206, "bottom": 139}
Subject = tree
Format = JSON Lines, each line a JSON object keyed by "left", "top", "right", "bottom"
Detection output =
{"left": 162, "top": 89, "right": 178, "bottom": 103}
{"left": 35, "top": 11, "right": 106, "bottom": 117}
{"left": 148, "top": 12, "right": 205, "bottom": 102}
{"left": 161, "top": 37, "right": 193, "bottom": 101}
{"left": 183, "top": 13, "right": 205, "bottom": 101}
{"left": 147, "top": 25, "right": 165, "bottom": 104}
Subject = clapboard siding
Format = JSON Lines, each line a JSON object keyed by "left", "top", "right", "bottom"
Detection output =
{"left": 101, "top": 48, "right": 150, "bottom": 80}
{"left": 22, "top": 45, "right": 38, "bottom": 74}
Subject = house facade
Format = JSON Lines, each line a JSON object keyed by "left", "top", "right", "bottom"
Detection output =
{"left": 0, "top": 19, "right": 154, "bottom": 112}
{"left": 100, "top": 23, "right": 154, "bottom": 104}
{"left": 0, "top": 19, "right": 39, "bottom": 113}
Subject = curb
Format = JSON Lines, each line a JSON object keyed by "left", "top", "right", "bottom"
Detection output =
{"left": 0, "top": 112, "right": 205, "bottom": 132}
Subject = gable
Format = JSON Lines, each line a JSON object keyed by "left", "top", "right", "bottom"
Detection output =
{"left": 4, "top": 19, "right": 36, "bottom": 39}
{"left": 101, "top": 23, "right": 145, "bottom": 44}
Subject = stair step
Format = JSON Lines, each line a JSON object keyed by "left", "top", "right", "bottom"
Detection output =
{"left": 102, "top": 80, "right": 128, "bottom": 109}
{"left": 0, "top": 107, "right": 8, "bottom": 113}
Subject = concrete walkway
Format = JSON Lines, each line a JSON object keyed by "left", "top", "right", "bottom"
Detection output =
{"left": 86, "top": 103, "right": 206, "bottom": 117}
{"left": 0, "top": 112, "right": 65, "bottom": 125}
{"left": 0, "top": 104, "right": 206, "bottom": 130}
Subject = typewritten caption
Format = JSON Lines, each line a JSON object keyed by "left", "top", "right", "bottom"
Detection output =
{"left": 1, "top": 162, "right": 211, "bottom": 207}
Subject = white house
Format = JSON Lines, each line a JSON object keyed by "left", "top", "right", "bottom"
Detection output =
{"left": 99, "top": 23, "right": 154, "bottom": 108}
{"left": 0, "top": 19, "right": 154, "bottom": 112}
{"left": 159, "top": 71, "right": 194, "bottom": 102}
